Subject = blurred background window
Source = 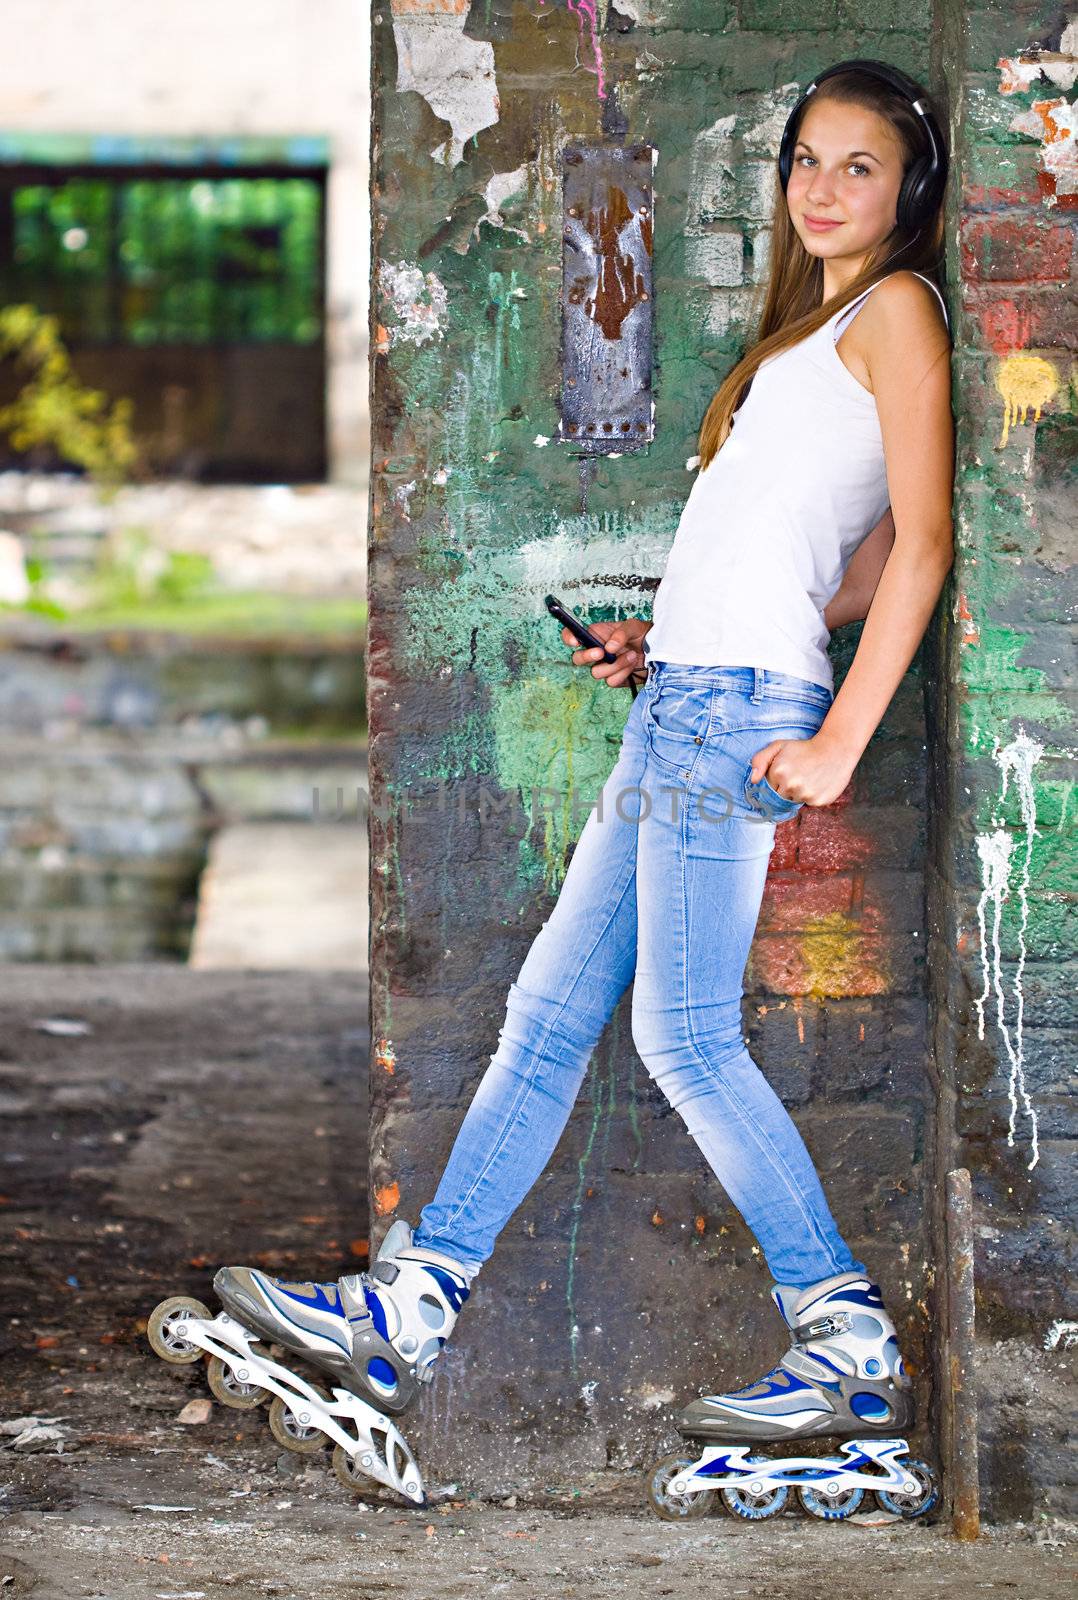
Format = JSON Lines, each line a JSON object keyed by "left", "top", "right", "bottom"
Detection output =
{"left": 0, "top": 173, "right": 323, "bottom": 346}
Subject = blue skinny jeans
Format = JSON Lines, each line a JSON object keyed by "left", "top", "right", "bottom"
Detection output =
{"left": 412, "top": 657, "right": 867, "bottom": 1290}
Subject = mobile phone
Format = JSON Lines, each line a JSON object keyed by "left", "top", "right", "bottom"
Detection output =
{"left": 544, "top": 594, "right": 619, "bottom": 664}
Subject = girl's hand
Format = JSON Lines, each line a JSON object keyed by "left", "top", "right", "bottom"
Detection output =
{"left": 561, "top": 617, "right": 652, "bottom": 688}
{"left": 749, "top": 728, "right": 857, "bottom": 809}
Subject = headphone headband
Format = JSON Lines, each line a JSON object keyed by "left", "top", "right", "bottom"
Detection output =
{"left": 778, "top": 58, "right": 947, "bottom": 233}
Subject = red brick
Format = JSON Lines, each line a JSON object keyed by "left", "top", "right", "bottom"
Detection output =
{"left": 960, "top": 216, "right": 1073, "bottom": 282}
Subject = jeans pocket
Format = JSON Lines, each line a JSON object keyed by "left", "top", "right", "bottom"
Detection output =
{"left": 644, "top": 680, "right": 713, "bottom": 744}
{"left": 741, "top": 703, "right": 827, "bottom": 821}
{"left": 745, "top": 767, "right": 803, "bottom": 821}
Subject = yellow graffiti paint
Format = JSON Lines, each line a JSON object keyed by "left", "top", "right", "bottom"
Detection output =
{"left": 995, "top": 353, "right": 1060, "bottom": 447}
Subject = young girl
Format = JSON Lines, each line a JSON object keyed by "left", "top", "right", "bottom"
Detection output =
{"left": 213, "top": 61, "right": 954, "bottom": 1482}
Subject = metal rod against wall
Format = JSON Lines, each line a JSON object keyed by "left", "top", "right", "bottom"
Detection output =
{"left": 946, "top": 1166, "right": 979, "bottom": 1540}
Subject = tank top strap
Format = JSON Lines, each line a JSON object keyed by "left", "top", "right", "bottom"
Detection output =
{"left": 832, "top": 270, "right": 949, "bottom": 340}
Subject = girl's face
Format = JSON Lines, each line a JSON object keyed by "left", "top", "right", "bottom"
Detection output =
{"left": 784, "top": 97, "right": 906, "bottom": 268}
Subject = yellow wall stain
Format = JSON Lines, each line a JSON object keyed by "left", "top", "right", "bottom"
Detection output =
{"left": 995, "top": 353, "right": 1060, "bottom": 447}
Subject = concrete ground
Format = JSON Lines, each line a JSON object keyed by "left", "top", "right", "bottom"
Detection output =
{"left": 1, "top": 966, "right": 1072, "bottom": 1599}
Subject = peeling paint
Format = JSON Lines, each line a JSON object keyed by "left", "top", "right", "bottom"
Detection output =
{"left": 998, "top": 19, "right": 1078, "bottom": 93}
{"left": 1009, "top": 98, "right": 1078, "bottom": 205}
{"left": 374, "top": 1037, "right": 398, "bottom": 1075}
{"left": 477, "top": 165, "right": 531, "bottom": 243}
{"left": 973, "top": 730, "right": 1045, "bottom": 1170}
{"left": 379, "top": 261, "right": 449, "bottom": 346}
{"left": 392, "top": 479, "right": 418, "bottom": 518}
{"left": 1044, "top": 1319, "right": 1078, "bottom": 1349}
{"left": 390, "top": 0, "right": 500, "bottom": 168}
{"left": 955, "top": 591, "right": 981, "bottom": 647}
{"left": 999, "top": 18, "right": 1078, "bottom": 207}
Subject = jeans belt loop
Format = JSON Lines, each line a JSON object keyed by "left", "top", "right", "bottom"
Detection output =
{"left": 750, "top": 666, "right": 764, "bottom": 703}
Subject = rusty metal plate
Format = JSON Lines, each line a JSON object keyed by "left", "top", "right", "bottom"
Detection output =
{"left": 559, "top": 142, "right": 656, "bottom": 454}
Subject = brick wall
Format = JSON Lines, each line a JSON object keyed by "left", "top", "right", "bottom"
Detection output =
{"left": 930, "top": 3, "right": 1076, "bottom": 1522}
{"left": 368, "top": 3, "right": 949, "bottom": 1497}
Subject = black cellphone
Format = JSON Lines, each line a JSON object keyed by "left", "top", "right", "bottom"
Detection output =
{"left": 545, "top": 594, "right": 619, "bottom": 664}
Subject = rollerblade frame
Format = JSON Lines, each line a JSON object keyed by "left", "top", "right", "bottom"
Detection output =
{"left": 147, "top": 1295, "right": 426, "bottom": 1505}
{"left": 647, "top": 1437, "right": 939, "bottom": 1522}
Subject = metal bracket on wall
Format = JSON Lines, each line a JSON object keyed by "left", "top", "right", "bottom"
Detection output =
{"left": 559, "top": 142, "right": 656, "bottom": 460}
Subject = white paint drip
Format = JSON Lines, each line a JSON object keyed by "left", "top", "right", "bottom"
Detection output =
{"left": 1044, "top": 1319, "right": 1078, "bottom": 1350}
{"left": 973, "top": 729, "right": 1045, "bottom": 1169}
{"left": 379, "top": 261, "right": 448, "bottom": 346}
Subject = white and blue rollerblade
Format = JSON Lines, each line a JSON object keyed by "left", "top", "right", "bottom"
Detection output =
{"left": 646, "top": 1272, "right": 940, "bottom": 1523}
{"left": 146, "top": 1220, "right": 471, "bottom": 1506}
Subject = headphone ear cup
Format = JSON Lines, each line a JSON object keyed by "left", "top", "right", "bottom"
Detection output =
{"left": 777, "top": 121, "right": 798, "bottom": 193}
{"left": 896, "top": 154, "right": 936, "bottom": 231}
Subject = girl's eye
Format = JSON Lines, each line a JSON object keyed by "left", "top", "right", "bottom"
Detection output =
{"left": 796, "top": 155, "right": 870, "bottom": 177}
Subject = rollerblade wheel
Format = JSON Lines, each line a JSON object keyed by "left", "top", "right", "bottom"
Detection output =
{"left": 146, "top": 1296, "right": 212, "bottom": 1364}
{"left": 797, "top": 1483, "right": 864, "bottom": 1521}
{"left": 205, "top": 1354, "right": 269, "bottom": 1410}
{"left": 268, "top": 1394, "right": 327, "bottom": 1455}
{"left": 332, "top": 1441, "right": 425, "bottom": 1506}
{"left": 720, "top": 1457, "right": 789, "bottom": 1522}
{"left": 874, "top": 1459, "right": 940, "bottom": 1520}
{"left": 332, "top": 1441, "right": 370, "bottom": 1495}
{"left": 645, "top": 1452, "right": 715, "bottom": 1521}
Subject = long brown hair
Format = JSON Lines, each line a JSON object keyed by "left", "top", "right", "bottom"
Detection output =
{"left": 697, "top": 67, "right": 948, "bottom": 471}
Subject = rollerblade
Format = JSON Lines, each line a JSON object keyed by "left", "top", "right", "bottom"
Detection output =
{"left": 146, "top": 1220, "right": 471, "bottom": 1506}
{"left": 646, "top": 1271, "right": 940, "bottom": 1523}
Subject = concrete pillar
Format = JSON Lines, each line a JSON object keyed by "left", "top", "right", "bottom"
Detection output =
{"left": 929, "top": 1, "right": 1076, "bottom": 1525}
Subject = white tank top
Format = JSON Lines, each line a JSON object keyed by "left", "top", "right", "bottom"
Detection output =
{"left": 645, "top": 271, "right": 950, "bottom": 691}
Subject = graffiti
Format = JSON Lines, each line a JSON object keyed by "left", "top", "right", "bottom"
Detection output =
{"left": 564, "top": 1, "right": 608, "bottom": 102}
{"left": 994, "top": 352, "right": 1062, "bottom": 447}
{"left": 973, "top": 729, "right": 1045, "bottom": 1170}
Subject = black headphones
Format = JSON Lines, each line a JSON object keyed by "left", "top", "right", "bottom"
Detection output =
{"left": 777, "top": 59, "right": 947, "bottom": 233}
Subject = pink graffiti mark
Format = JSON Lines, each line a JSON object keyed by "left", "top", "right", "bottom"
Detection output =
{"left": 566, "top": 0, "right": 607, "bottom": 102}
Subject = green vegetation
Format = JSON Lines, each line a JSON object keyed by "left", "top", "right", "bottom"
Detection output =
{"left": 3, "top": 176, "right": 322, "bottom": 345}
{"left": 65, "top": 589, "right": 366, "bottom": 637}
{"left": 0, "top": 303, "right": 138, "bottom": 489}
{"left": 5, "top": 524, "right": 366, "bottom": 636}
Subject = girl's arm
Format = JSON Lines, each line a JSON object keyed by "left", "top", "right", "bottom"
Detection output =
{"left": 753, "top": 275, "right": 954, "bottom": 803}
{"left": 819, "top": 275, "right": 954, "bottom": 771}
{"left": 823, "top": 507, "right": 896, "bottom": 631}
